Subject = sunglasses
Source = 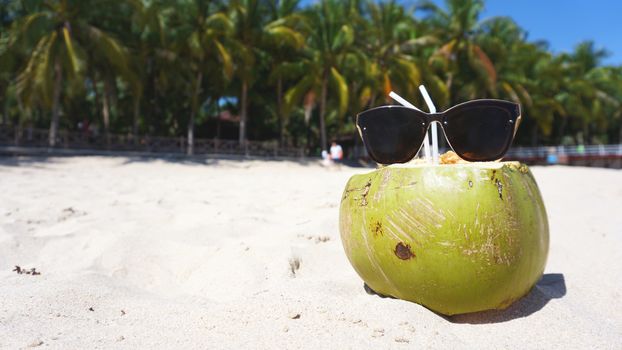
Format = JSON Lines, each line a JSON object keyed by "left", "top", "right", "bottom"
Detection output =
{"left": 356, "top": 99, "right": 521, "bottom": 164}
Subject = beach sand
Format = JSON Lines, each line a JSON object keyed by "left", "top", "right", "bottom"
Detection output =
{"left": 0, "top": 156, "right": 620, "bottom": 349}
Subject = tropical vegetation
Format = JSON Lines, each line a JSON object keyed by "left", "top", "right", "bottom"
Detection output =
{"left": 1, "top": 0, "right": 621, "bottom": 155}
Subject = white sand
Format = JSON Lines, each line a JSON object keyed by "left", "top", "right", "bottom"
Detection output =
{"left": 0, "top": 156, "right": 620, "bottom": 349}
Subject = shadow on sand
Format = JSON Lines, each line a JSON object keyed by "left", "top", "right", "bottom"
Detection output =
{"left": 364, "top": 273, "right": 566, "bottom": 324}
{"left": 447, "top": 273, "right": 566, "bottom": 324}
{"left": 117, "top": 155, "right": 373, "bottom": 168}
{"left": 0, "top": 155, "right": 63, "bottom": 168}
{"left": 0, "top": 146, "right": 374, "bottom": 168}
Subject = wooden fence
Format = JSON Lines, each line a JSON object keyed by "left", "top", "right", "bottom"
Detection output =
{"left": 0, "top": 126, "right": 306, "bottom": 158}
{"left": 370, "top": 144, "right": 622, "bottom": 168}
{"left": 504, "top": 144, "right": 622, "bottom": 168}
{"left": 1, "top": 125, "right": 621, "bottom": 168}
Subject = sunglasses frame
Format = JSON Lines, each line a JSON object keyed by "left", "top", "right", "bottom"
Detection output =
{"left": 356, "top": 99, "right": 522, "bottom": 164}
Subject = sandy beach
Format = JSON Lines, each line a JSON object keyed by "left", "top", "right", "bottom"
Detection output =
{"left": 0, "top": 156, "right": 620, "bottom": 349}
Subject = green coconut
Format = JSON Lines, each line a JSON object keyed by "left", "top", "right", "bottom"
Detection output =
{"left": 339, "top": 161, "right": 549, "bottom": 316}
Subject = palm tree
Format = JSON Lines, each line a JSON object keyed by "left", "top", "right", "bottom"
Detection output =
{"left": 521, "top": 49, "right": 566, "bottom": 145}
{"left": 0, "top": 17, "right": 15, "bottom": 125}
{"left": 229, "top": 0, "right": 269, "bottom": 145}
{"left": 173, "top": 1, "right": 233, "bottom": 155}
{"left": 475, "top": 17, "right": 563, "bottom": 144}
{"left": 0, "top": 1, "right": 29, "bottom": 126}
{"left": 12, "top": 0, "right": 129, "bottom": 146}
{"left": 593, "top": 66, "right": 622, "bottom": 143}
{"left": 361, "top": 1, "right": 439, "bottom": 107}
{"left": 559, "top": 42, "right": 618, "bottom": 144}
{"left": 125, "top": 0, "right": 188, "bottom": 140}
{"left": 420, "top": 0, "right": 497, "bottom": 103}
{"left": 3, "top": 0, "right": 621, "bottom": 150}
{"left": 285, "top": 0, "right": 355, "bottom": 151}
{"left": 86, "top": 29, "right": 133, "bottom": 145}
{"left": 474, "top": 16, "right": 526, "bottom": 102}
{"left": 264, "top": 0, "right": 306, "bottom": 146}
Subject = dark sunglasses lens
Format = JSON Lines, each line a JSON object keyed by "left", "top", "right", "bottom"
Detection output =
{"left": 445, "top": 106, "right": 514, "bottom": 161}
{"left": 358, "top": 107, "right": 426, "bottom": 164}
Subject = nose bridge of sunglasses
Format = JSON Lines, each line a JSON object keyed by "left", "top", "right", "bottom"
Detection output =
{"left": 414, "top": 115, "right": 444, "bottom": 131}
{"left": 428, "top": 113, "right": 444, "bottom": 123}
{"left": 430, "top": 119, "right": 449, "bottom": 142}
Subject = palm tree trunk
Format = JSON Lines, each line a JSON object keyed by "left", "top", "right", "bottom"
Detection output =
{"left": 109, "top": 77, "right": 118, "bottom": 108}
{"left": 188, "top": 72, "right": 203, "bottom": 155}
{"left": 319, "top": 70, "right": 329, "bottom": 151}
{"left": 239, "top": 80, "right": 248, "bottom": 145}
{"left": 91, "top": 73, "right": 101, "bottom": 119}
{"left": 531, "top": 124, "right": 538, "bottom": 147}
{"left": 216, "top": 97, "right": 222, "bottom": 139}
{"left": 556, "top": 116, "right": 567, "bottom": 144}
{"left": 446, "top": 73, "right": 454, "bottom": 104}
{"left": 277, "top": 76, "right": 285, "bottom": 146}
{"left": 49, "top": 59, "right": 62, "bottom": 147}
{"left": 132, "top": 96, "right": 140, "bottom": 144}
{"left": 102, "top": 78, "right": 111, "bottom": 147}
{"left": 584, "top": 123, "right": 591, "bottom": 144}
{"left": 1, "top": 95, "right": 7, "bottom": 125}
{"left": 16, "top": 93, "right": 27, "bottom": 127}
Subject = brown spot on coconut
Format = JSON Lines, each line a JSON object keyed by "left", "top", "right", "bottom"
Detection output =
{"left": 339, "top": 152, "right": 549, "bottom": 316}
{"left": 395, "top": 242, "right": 415, "bottom": 260}
{"left": 371, "top": 220, "right": 384, "bottom": 238}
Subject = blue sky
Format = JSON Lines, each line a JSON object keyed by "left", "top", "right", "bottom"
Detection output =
{"left": 300, "top": 0, "right": 622, "bottom": 66}
{"left": 476, "top": 0, "right": 622, "bottom": 65}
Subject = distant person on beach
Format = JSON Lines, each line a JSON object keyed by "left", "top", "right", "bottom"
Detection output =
{"left": 330, "top": 141, "right": 343, "bottom": 164}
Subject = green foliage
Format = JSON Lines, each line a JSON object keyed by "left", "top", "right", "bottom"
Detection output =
{"left": 0, "top": 0, "right": 621, "bottom": 149}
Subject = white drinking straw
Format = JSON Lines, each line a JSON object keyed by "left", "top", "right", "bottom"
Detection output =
{"left": 388, "top": 91, "right": 431, "bottom": 162}
{"left": 418, "top": 85, "right": 439, "bottom": 164}
{"left": 388, "top": 91, "right": 423, "bottom": 112}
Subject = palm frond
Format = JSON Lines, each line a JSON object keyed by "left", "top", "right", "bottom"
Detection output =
{"left": 330, "top": 67, "right": 348, "bottom": 116}
{"left": 62, "top": 27, "right": 80, "bottom": 74}
{"left": 214, "top": 39, "right": 233, "bottom": 79}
